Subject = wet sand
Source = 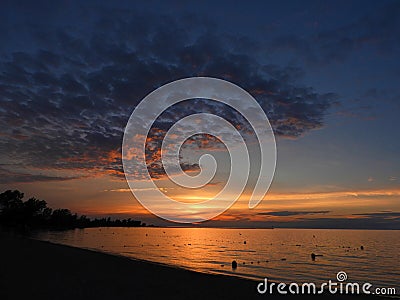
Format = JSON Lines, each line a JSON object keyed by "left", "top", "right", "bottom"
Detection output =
{"left": 0, "top": 232, "right": 391, "bottom": 300}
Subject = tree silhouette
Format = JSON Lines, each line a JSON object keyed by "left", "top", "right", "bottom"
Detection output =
{"left": 50, "top": 209, "right": 77, "bottom": 229}
{"left": 21, "top": 198, "right": 51, "bottom": 226}
{"left": 0, "top": 190, "right": 24, "bottom": 226}
{"left": 0, "top": 190, "right": 24, "bottom": 210}
{"left": 0, "top": 189, "right": 145, "bottom": 230}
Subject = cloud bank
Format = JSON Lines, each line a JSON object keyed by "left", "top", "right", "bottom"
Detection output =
{"left": 0, "top": 10, "right": 337, "bottom": 183}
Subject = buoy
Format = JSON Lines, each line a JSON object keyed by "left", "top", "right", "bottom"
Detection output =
{"left": 311, "top": 253, "right": 323, "bottom": 260}
{"left": 232, "top": 260, "right": 238, "bottom": 269}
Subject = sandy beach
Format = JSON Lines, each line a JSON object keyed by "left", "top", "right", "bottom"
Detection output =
{"left": 0, "top": 231, "right": 392, "bottom": 300}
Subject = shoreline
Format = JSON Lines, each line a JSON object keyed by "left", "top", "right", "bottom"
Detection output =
{"left": 0, "top": 232, "right": 393, "bottom": 300}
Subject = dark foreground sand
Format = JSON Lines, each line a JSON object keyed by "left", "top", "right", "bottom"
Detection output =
{"left": 0, "top": 232, "right": 391, "bottom": 300}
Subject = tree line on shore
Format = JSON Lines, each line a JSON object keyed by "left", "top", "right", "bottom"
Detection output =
{"left": 0, "top": 190, "right": 147, "bottom": 230}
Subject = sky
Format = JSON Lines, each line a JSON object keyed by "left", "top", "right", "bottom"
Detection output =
{"left": 0, "top": 0, "right": 399, "bottom": 228}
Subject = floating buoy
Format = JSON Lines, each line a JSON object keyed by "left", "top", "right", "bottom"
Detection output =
{"left": 311, "top": 253, "right": 323, "bottom": 260}
{"left": 232, "top": 260, "right": 238, "bottom": 269}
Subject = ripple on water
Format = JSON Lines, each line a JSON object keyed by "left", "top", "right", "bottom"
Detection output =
{"left": 32, "top": 228, "right": 400, "bottom": 288}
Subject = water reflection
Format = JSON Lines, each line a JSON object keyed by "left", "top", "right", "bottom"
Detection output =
{"left": 33, "top": 228, "right": 400, "bottom": 287}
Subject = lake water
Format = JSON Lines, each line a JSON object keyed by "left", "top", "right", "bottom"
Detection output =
{"left": 33, "top": 228, "right": 399, "bottom": 289}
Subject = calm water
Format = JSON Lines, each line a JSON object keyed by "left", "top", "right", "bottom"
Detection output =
{"left": 33, "top": 228, "right": 399, "bottom": 288}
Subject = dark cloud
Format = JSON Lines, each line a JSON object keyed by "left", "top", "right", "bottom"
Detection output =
{"left": 291, "top": 216, "right": 400, "bottom": 230}
{"left": 199, "top": 213, "right": 400, "bottom": 229}
{"left": 258, "top": 210, "right": 330, "bottom": 217}
{"left": 0, "top": 10, "right": 337, "bottom": 183}
{"left": 218, "top": 217, "right": 400, "bottom": 230}
{"left": 352, "top": 212, "right": 400, "bottom": 218}
{"left": 0, "top": 167, "right": 81, "bottom": 184}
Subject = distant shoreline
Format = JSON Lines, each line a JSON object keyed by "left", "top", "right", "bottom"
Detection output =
{"left": 146, "top": 226, "right": 400, "bottom": 230}
{"left": 65, "top": 225, "right": 400, "bottom": 230}
{"left": 0, "top": 231, "right": 392, "bottom": 300}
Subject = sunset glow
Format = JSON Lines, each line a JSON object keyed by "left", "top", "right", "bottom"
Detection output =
{"left": 0, "top": 0, "right": 399, "bottom": 229}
